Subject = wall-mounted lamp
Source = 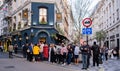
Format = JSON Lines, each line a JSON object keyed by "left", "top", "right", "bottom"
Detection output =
{"left": 26, "top": 36, "right": 29, "bottom": 40}
{"left": 14, "top": 38, "right": 16, "bottom": 41}
{"left": 19, "top": 37, "right": 22, "bottom": 40}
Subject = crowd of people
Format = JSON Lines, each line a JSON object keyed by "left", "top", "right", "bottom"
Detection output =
{"left": 7, "top": 41, "right": 119, "bottom": 70}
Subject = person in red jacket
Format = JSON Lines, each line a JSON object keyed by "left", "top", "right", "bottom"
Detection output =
{"left": 43, "top": 44, "right": 49, "bottom": 61}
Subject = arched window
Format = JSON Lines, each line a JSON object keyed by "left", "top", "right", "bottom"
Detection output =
{"left": 13, "top": 23, "right": 16, "bottom": 31}
{"left": 18, "top": 22, "right": 21, "bottom": 29}
{"left": 39, "top": 8, "right": 47, "bottom": 24}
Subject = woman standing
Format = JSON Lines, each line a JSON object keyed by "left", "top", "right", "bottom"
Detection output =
{"left": 49, "top": 44, "right": 56, "bottom": 63}
{"left": 43, "top": 44, "right": 49, "bottom": 61}
{"left": 105, "top": 46, "right": 109, "bottom": 61}
{"left": 61, "top": 43, "right": 68, "bottom": 66}
{"left": 27, "top": 43, "right": 33, "bottom": 62}
{"left": 74, "top": 44, "right": 80, "bottom": 65}
{"left": 67, "top": 45, "right": 72, "bottom": 65}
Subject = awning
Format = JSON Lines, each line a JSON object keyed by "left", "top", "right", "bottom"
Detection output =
{"left": 56, "top": 33, "right": 69, "bottom": 41}
{"left": 53, "top": 33, "right": 69, "bottom": 44}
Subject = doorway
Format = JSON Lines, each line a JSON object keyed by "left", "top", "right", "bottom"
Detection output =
{"left": 117, "top": 39, "right": 119, "bottom": 48}
{"left": 106, "top": 41, "right": 109, "bottom": 48}
{"left": 117, "top": 39, "right": 119, "bottom": 58}
{"left": 39, "top": 37, "right": 46, "bottom": 43}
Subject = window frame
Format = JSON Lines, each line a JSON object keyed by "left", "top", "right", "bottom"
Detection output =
{"left": 39, "top": 7, "right": 48, "bottom": 24}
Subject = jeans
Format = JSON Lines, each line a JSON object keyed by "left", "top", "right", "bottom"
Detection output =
{"left": 23, "top": 52, "right": 27, "bottom": 58}
{"left": 67, "top": 53, "right": 72, "bottom": 64}
{"left": 105, "top": 53, "right": 108, "bottom": 61}
{"left": 93, "top": 55, "right": 99, "bottom": 66}
{"left": 82, "top": 54, "right": 88, "bottom": 68}
{"left": 9, "top": 51, "right": 13, "bottom": 58}
{"left": 87, "top": 54, "right": 90, "bottom": 68}
{"left": 39, "top": 52, "right": 43, "bottom": 61}
{"left": 62, "top": 53, "right": 67, "bottom": 64}
{"left": 56, "top": 54, "right": 61, "bottom": 63}
{"left": 34, "top": 54, "right": 39, "bottom": 61}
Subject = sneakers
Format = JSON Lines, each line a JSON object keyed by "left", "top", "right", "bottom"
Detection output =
{"left": 62, "top": 63, "right": 66, "bottom": 66}
{"left": 82, "top": 68, "right": 87, "bottom": 70}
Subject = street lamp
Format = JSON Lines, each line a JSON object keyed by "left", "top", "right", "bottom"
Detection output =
{"left": 19, "top": 37, "right": 22, "bottom": 40}
{"left": 19, "top": 37, "right": 22, "bottom": 47}
{"left": 14, "top": 38, "right": 16, "bottom": 41}
{"left": 26, "top": 36, "right": 29, "bottom": 40}
{"left": 30, "top": 29, "right": 34, "bottom": 43}
{"left": 26, "top": 36, "right": 29, "bottom": 43}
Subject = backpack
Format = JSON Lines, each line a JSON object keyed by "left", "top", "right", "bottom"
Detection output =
{"left": 93, "top": 45, "right": 99, "bottom": 54}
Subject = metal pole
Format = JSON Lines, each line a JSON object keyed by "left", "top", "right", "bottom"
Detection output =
{"left": 86, "top": 34, "right": 88, "bottom": 45}
{"left": 86, "top": 27, "right": 88, "bottom": 45}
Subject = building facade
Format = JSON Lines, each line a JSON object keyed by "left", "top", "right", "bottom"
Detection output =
{"left": 55, "top": 0, "right": 74, "bottom": 42}
{"left": 90, "top": 0, "right": 120, "bottom": 49}
{"left": 0, "top": 0, "right": 12, "bottom": 51}
{"left": 0, "top": 0, "right": 74, "bottom": 50}
{"left": 10, "top": 0, "right": 59, "bottom": 48}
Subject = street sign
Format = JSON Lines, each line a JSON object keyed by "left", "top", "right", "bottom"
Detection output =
{"left": 82, "top": 28, "right": 92, "bottom": 35}
{"left": 82, "top": 18, "right": 92, "bottom": 27}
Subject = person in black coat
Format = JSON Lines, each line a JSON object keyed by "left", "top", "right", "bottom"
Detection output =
{"left": 22, "top": 44, "right": 28, "bottom": 58}
{"left": 91, "top": 42, "right": 100, "bottom": 66}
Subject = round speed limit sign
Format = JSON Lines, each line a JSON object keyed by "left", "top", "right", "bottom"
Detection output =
{"left": 82, "top": 18, "right": 92, "bottom": 28}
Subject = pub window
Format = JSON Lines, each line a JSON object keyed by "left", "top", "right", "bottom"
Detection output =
{"left": 39, "top": 8, "right": 47, "bottom": 24}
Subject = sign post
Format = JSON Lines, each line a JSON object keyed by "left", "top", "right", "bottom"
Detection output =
{"left": 82, "top": 18, "right": 92, "bottom": 45}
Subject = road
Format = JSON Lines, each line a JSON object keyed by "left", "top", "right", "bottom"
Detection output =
{"left": 0, "top": 52, "right": 120, "bottom": 71}
{"left": 0, "top": 52, "right": 76, "bottom": 71}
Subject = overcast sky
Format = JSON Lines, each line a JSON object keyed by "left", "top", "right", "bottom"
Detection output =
{"left": 67, "top": 0, "right": 101, "bottom": 29}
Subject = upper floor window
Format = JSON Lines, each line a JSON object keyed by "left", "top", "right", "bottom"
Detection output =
{"left": 39, "top": 8, "right": 47, "bottom": 24}
{"left": 14, "top": 16, "right": 16, "bottom": 21}
{"left": 113, "top": 13, "right": 115, "bottom": 23}
{"left": 14, "top": 0, "right": 16, "bottom": 2}
{"left": 18, "top": 22, "right": 21, "bottom": 29}
{"left": 117, "top": 9, "right": 119, "bottom": 20}
{"left": 109, "top": 3, "right": 111, "bottom": 14}
{"left": 22, "top": 9, "right": 28, "bottom": 20}
{"left": 13, "top": 23, "right": 16, "bottom": 31}
{"left": 110, "top": 16, "right": 111, "bottom": 25}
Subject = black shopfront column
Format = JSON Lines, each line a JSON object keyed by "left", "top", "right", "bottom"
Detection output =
{"left": 19, "top": 37, "right": 22, "bottom": 48}
{"left": 117, "top": 39, "right": 119, "bottom": 58}
{"left": 26, "top": 36, "right": 29, "bottom": 43}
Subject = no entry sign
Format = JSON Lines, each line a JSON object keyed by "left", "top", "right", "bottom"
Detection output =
{"left": 82, "top": 18, "right": 92, "bottom": 27}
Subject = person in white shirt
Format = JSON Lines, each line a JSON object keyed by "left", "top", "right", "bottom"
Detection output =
{"left": 39, "top": 42, "right": 44, "bottom": 61}
{"left": 74, "top": 44, "right": 80, "bottom": 65}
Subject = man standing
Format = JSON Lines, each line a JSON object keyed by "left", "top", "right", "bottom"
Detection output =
{"left": 80, "top": 41, "right": 89, "bottom": 70}
{"left": 91, "top": 42, "right": 100, "bottom": 67}
{"left": 22, "top": 44, "right": 27, "bottom": 58}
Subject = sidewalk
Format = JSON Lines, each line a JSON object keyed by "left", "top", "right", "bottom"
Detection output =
{"left": 44, "top": 59, "right": 120, "bottom": 71}
{"left": 13, "top": 53, "right": 120, "bottom": 71}
{"left": 12, "top": 53, "right": 23, "bottom": 58}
